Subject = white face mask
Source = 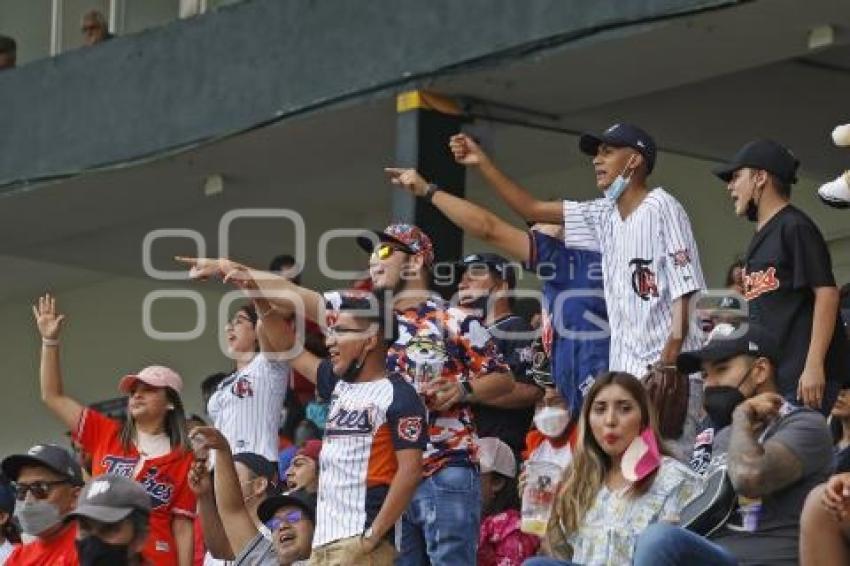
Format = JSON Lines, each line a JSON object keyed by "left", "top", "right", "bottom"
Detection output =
{"left": 534, "top": 406, "right": 570, "bottom": 438}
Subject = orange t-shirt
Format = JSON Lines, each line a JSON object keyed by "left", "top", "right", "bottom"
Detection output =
{"left": 6, "top": 523, "right": 78, "bottom": 566}
{"left": 75, "top": 408, "right": 196, "bottom": 565}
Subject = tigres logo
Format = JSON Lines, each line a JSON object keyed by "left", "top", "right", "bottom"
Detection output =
{"left": 630, "top": 258, "right": 659, "bottom": 301}
{"left": 231, "top": 376, "right": 254, "bottom": 399}
{"left": 743, "top": 267, "right": 780, "bottom": 301}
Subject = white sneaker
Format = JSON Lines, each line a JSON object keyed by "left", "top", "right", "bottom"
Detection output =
{"left": 818, "top": 173, "right": 850, "bottom": 209}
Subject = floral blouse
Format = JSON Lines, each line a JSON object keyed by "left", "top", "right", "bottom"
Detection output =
{"left": 553, "top": 456, "right": 701, "bottom": 566}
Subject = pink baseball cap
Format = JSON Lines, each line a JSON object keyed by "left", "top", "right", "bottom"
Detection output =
{"left": 118, "top": 365, "right": 184, "bottom": 394}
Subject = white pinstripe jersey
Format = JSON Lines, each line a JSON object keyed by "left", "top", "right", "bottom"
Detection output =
{"left": 562, "top": 189, "right": 706, "bottom": 377}
{"left": 207, "top": 353, "right": 290, "bottom": 462}
{"left": 312, "top": 360, "right": 427, "bottom": 548}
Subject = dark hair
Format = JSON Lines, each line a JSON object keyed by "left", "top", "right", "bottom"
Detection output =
{"left": 0, "top": 501, "right": 20, "bottom": 544}
{"left": 201, "top": 371, "right": 228, "bottom": 409}
{"left": 0, "top": 35, "right": 15, "bottom": 56}
{"left": 269, "top": 254, "right": 301, "bottom": 284}
{"left": 335, "top": 293, "right": 398, "bottom": 346}
{"left": 768, "top": 172, "right": 791, "bottom": 198}
{"left": 239, "top": 303, "right": 258, "bottom": 326}
{"left": 724, "top": 258, "right": 745, "bottom": 288}
{"left": 279, "top": 394, "right": 305, "bottom": 440}
{"left": 486, "top": 473, "right": 520, "bottom": 517}
{"left": 120, "top": 387, "right": 188, "bottom": 452}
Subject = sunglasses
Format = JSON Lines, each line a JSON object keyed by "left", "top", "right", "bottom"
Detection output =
{"left": 372, "top": 243, "right": 410, "bottom": 261}
{"left": 265, "top": 509, "right": 304, "bottom": 531}
{"left": 14, "top": 480, "right": 69, "bottom": 501}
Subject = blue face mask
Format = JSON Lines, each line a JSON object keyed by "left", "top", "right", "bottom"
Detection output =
{"left": 603, "top": 156, "right": 638, "bottom": 202}
{"left": 604, "top": 173, "right": 631, "bottom": 202}
{"left": 306, "top": 401, "right": 329, "bottom": 430}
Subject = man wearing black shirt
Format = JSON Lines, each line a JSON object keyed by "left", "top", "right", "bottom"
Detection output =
{"left": 714, "top": 139, "right": 849, "bottom": 414}
{"left": 456, "top": 253, "right": 543, "bottom": 455}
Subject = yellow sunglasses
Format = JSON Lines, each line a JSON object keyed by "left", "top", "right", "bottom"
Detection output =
{"left": 372, "top": 242, "right": 410, "bottom": 261}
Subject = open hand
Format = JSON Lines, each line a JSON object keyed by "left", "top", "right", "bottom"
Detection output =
{"left": 32, "top": 294, "right": 66, "bottom": 340}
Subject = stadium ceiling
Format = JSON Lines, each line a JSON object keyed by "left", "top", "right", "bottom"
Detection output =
{"left": 0, "top": 0, "right": 848, "bottom": 300}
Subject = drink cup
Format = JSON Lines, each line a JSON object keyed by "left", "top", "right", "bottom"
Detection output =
{"left": 521, "top": 461, "right": 561, "bottom": 536}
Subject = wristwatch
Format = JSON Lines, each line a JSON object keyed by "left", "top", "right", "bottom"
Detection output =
{"left": 424, "top": 183, "right": 439, "bottom": 203}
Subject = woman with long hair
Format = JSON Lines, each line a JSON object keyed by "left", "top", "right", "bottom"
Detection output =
{"left": 206, "top": 301, "right": 292, "bottom": 463}
{"left": 34, "top": 294, "right": 195, "bottom": 565}
{"left": 526, "top": 372, "right": 700, "bottom": 566}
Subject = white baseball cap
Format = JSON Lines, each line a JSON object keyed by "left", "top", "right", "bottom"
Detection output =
{"left": 477, "top": 437, "right": 516, "bottom": 478}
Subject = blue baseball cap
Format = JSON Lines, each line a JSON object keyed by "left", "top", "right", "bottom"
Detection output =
{"left": 579, "top": 123, "right": 657, "bottom": 173}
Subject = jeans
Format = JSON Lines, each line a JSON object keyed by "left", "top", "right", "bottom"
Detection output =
{"left": 397, "top": 465, "right": 481, "bottom": 566}
{"left": 633, "top": 523, "right": 738, "bottom": 566}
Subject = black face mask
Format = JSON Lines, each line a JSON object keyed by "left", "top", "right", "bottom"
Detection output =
{"left": 745, "top": 181, "right": 763, "bottom": 222}
{"left": 703, "top": 364, "right": 754, "bottom": 430}
{"left": 340, "top": 342, "right": 369, "bottom": 383}
{"left": 76, "top": 536, "right": 132, "bottom": 566}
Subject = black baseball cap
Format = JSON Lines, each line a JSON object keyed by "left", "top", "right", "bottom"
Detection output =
{"left": 1, "top": 444, "right": 84, "bottom": 486}
{"left": 457, "top": 253, "right": 517, "bottom": 289}
{"left": 257, "top": 489, "right": 316, "bottom": 524}
{"left": 234, "top": 452, "right": 279, "bottom": 490}
{"left": 66, "top": 475, "right": 151, "bottom": 524}
{"left": 713, "top": 139, "right": 799, "bottom": 185}
{"left": 579, "top": 123, "right": 657, "bottom": 173}
{"left": 677, "top": 323, "right": 779, "bottom": 374}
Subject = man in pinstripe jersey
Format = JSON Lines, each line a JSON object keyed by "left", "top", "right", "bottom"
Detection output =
{"left": 431, "top": 126, "right": 707, "bottom": 451}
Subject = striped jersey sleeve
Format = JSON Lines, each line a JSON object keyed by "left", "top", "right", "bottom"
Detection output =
{"left": 658, "top": 194, "right": 705, "bottom": 300}
{"left": 562, "top": 198, "right": 609, "bottom": 252}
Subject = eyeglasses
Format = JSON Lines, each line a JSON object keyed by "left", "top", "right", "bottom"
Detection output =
{"left": 326, "top": 325, "right": 369, "bottom": 339}
{"left": 265, "top": 510, "right": 304, "bottom": 531}
{"left": 226, "top": 314, "right": 253, "bottom": 328}
{"left": 372, "top": 243, "right": 410, "bottom": 261}
{"left": 14, "top": 480, "right": 69, "bottom": 501}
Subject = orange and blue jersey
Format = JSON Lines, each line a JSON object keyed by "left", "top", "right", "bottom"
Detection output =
{"left": 313, "top": 361, "right": 427, "bottom": 548}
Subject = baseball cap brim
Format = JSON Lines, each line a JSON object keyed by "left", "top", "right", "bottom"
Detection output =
{"left": 355, "top": 231, "right": 414, "bottom": 255}
{"left": 1, "top": 454, "right": 80, "bottom": 485}
{"left": 257, "top": 492, "right": 316, "bottom": 524}
{"left": 676, "top": 344, "right": 740, "bottom": 374}
{"left": 117, "top": 374, "right": 173, "bottom": 394}
{"left": 66, "top": 504, "right": 134, "bottom": 524}
{"left": 578, "top": 133, "right": 606, "bottom": 156}
{"left": 712, "top": 162, "right": 740, "bottom": 183}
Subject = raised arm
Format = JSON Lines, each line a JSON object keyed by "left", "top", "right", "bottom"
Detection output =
{"left": 256, "top": 310, "right": 324, "bottom": 383}
{"left": 450, "top": 134, "right": 564, "bottom": 223}
{"left": 192, "top": 427, "right": 258, "bottom": 556}
{"left": 188, "top": 462, "right": 236, "bottom": 560}
{"left": 384, "top": 168, "right": 530, "bottom": 262}
{"left": 175, "top": 257, "right": 326, "bottom": 326}
{"left": 32, "top": 294, "right": 84, "bottom": 432}
{"left": 727, "top": 393, "right": 803, "bottom": 498}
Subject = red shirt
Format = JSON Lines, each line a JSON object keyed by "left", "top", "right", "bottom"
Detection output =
{"left": 75, "top": 408, "right": 196, "bottom": 565}
{"left": 6, "top": 523, "right": 78, "bottom": 566}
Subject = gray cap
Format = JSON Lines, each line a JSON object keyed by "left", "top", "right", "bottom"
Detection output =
{"left": 1, "top": 444, "right": 84, "bottom": 486}
{"left": 66, "top": 475, "right": 151, "bottom": 524}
